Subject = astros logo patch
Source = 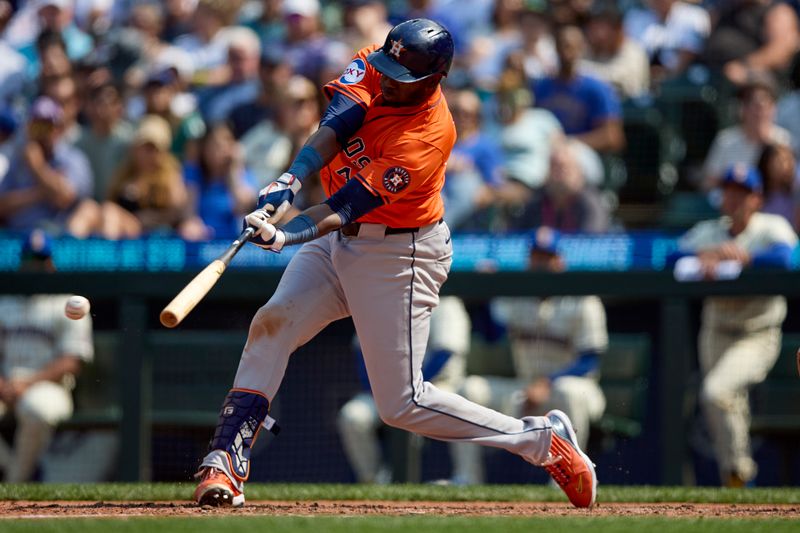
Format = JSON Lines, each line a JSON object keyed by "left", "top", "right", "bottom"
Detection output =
{"left": 383, "top": 167, "right": 411, "bottom": 193}
{"left": 339, "top": 59, "right": 366, "bottom": 84}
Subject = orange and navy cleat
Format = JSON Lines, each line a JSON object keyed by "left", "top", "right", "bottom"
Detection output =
{"left": 542, "top": 409, "right": 597, "bottom": 508}
{"left": 194, "top": 467, "right": 245, "bottom": 507}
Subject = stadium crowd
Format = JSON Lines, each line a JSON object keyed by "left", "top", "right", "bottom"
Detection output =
{"left": 2, "top": 0, "right": 800, "bottom": 238}
{"left": 2, "top": 0, "right": 800, "bottom": 488}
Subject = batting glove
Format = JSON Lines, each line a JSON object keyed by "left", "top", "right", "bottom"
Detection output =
{"left": 256, "top": 173, "right": 302, "bottom": 225}
{"left": 245, "top": 209, "right": 286, "bottom": 252}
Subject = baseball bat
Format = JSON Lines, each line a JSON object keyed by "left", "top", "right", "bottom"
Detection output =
{"left": 160, "top": 227, "right": 255, "bottom": 328}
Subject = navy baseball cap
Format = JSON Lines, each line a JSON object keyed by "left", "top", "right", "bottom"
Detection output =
{"left": 721, "top": 164, "right": 763, "bottom": 194}
{"left": 529, "top": 227, "right": 561, "bottom": 255}
{"left": 367, "top": 19, "right": 454, "bottom": 83}
{"left": 21, "top": 229, "right": 53, "bottom": 260}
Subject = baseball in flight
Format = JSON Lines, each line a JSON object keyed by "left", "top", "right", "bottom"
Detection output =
{"left": 65, "top": 295, "right": 91, "bottom": 320}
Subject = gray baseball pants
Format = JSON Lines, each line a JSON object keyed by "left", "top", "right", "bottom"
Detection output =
{"left": 229, "top": 220, "right": 553, "bottom": 468}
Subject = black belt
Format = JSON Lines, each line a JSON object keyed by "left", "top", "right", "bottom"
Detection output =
{"left": 340, "top": 219, "right": 442, "bottom": 237}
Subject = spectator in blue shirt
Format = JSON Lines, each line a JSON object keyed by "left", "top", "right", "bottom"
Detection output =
{"left": 0, "top": 96, "right": 92, "bottom": 231}
{"left": 183, "top": 123, "right": 256, "bottom": 239}
{"left": 444, "top": 88, "right": 505, "bottom": 230}
{"left": 533, "top": 25, "right": 625, "bottom": 154}
{"left": 15, "top": 0, "right": 92, "bottom": 81}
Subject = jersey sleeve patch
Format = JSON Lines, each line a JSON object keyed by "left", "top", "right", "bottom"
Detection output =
{"left": 339, "top": 58, "right": 367, "bottom": 85}
{"left": 382, "top": 166, "right": 411, "bottom": 194}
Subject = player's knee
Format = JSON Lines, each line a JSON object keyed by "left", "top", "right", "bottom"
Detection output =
{"left": 699, "top": 378, "right": 733, "bottom": 409}
{"left": 375, "top": 399, "right": 416, "bottom": 430}
{"left": 251, "top": 302, "right": 291, "bottom": 339}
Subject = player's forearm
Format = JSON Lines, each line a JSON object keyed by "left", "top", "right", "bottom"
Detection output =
{"left": 277, "top": 204, "right": 343, "bottom": 247}
{"left": 287, "top": 126, "right": 340, "bottom": 182}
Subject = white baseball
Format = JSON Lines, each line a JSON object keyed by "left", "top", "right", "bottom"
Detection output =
{"left": 65, "top": 295, "right": 91, "bottom": 320}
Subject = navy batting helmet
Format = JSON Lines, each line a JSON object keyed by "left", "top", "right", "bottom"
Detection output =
{"left": 367, "top": 19, "right": 454, "bottom": 83}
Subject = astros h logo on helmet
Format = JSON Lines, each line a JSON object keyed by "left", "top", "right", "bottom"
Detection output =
{"left": 389, "top": 39, "right": 404, "bottom": 59}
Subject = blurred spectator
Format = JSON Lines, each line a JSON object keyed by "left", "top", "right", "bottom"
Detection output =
{"left": 175, "top": 0, "right": 242, "bottom": 78}
{"left": 183, "top": 123, "right": 255, "bottom": 239}
{"left": 0, "top": 2, "right": 26, "bottom": 107}
{"left": 757, "top": 143, "right": 800, "bottom": 228}
{"left": 511, "top": 4, "right": 557, "bottom": 83}
{"left": 496, "top": 83, "right": 562, "bottom": 192}
{"left": 510, "top": 139, "right": 611, "bottom": 233}
{"left": 68, "top": 115, "right": 193, "bottom": 239}
{"left": 0, "top": 230, "right": 93, "bottom": 482}
{"left": 776, "top": 57, "right": 800, "bottom": 159}
{"left": 581, "top": 4, "right": 650, "bottom": 99}
{"left": 467, "top": 0, "right": 522, "bottom": 91}
{"left": 0, "top": 97, "right": 92, "bottom": 232}
{"left": 243, "top": 0, "right": 286, "bottom": 51}
{"left": 443, "top": 89, "right": 505, "bottom": 230}
{"left": 548, "top": 0, "right": 593, "bottom": 27}
{"left": 533, "top": 25, "right": 625, "bottom": 154}
{"left": 119, "top": 3, "right": 194, "bottom": 90}
{"left": 703, "top": 0, "right": 800, "bottom": 86}
{"left": 161, "top": 0, "right": 196, "bottom": 43}
{"left": 74, "top": 82, "right": 134, "bottom": 201}
{"left": 449, "top": 228, "right": 607, "bottom": 484}
{"left": 198, "top": 26, "right": 262, "bottom": 124}
{"left": 136, "top": 67, "right": 206, "bottom": 162}
{"left": 624, "top": 0, "right": 710, "bottom": 82}
{"left": 703, "top": 75, "right": 791, "bottom": 190}
{"left": 226, "top": 52, "right": 293, "bottom": 139}
{"left": 671, "top": 165, "right": 797, "bottom": 487}
{"left": 338, "top": 297, "right": 469, "bottom": 484}
{"left": 280, "top": 0, "right": 345, "bottom": 84}
{"left": 242, "top": 74, "right": 320, "bottom": 191}
{"left": 14, "top": 0, "right": 93, "bottom": 79}
{"left": 0, "top": 109, "right": 16, "bottom": 180}
{"left": 36, "top": 30, "right": 73, "bottom": 80}
{"left": 338, "top": 0, "right": 393, "bottom": 52}
{"left": 39, "top": 73, "right": 79, "bottom": 143}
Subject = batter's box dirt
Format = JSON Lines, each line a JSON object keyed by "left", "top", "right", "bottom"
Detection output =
{"left": 1, "top": 501, "right": 799, "bottom": 519}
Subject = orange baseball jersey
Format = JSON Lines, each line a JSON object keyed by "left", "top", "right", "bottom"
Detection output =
{"left": 322, "top": 45, "right": 456, "bottom": 228}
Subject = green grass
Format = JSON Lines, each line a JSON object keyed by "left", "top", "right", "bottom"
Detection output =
{"left": 0, "top": 483, "right": 799, "bottom": 504}
{"left": 1, "top": 517, "right": 799, "bottom": 533}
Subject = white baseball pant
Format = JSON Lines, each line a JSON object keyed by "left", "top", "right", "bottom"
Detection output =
{"left": 698, "top": 326, "right": 781, "bottom": 482}
{"left": 216, "top": 221, "right": 554, "bottom": 472}
{"left": 0, "top": 380, "right": 73, "bottom": 481}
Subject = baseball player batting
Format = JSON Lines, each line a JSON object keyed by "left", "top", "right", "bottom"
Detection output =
{"left": 193, "top": 19, "right": 596, "bottom": 509}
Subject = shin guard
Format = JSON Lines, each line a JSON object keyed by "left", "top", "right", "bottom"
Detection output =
{"left": 209, "top": 389, "right": 278, "bottom": 481}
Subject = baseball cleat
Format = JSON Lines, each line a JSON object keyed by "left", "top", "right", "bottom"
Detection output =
{"left": 194, "top": 467, "right": 245, "bottom": 507}
{"left": 542, "top": 409, "right": 597, "bottom": 508}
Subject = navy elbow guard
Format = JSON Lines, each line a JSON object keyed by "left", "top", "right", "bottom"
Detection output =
{"left": 320, "top": 92, "right": 367, "bottom": 146}
{"left": 325, "top": 178, "right": 384, "bottom": 225}
{"left": 209, "top": 389, "right": 279, "bottom": 481}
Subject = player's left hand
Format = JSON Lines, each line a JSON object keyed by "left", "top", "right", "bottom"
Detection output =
{"left": 245, "top": 209, "right": 286, "bottom": 251}
{"left": 256, "top": 173, "right": 302, "bottom": 225}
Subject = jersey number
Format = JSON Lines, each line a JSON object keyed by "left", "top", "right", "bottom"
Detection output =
{"left": 336, "top": 137, "right": 371, "bottom": 181}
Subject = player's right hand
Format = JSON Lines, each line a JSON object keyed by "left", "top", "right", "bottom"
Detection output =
{"left": 245, "top": 209, "right": 285, "bottom": 252}
{"left": 256, "top": 173, "right": 302, "bottom": 225}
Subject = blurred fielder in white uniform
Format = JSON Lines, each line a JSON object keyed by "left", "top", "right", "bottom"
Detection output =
{"left": 450, "top": 228, "right": 607, "bottom": 484}
{"left": 0, "top": 231, "right": 94, "bottom": 482}
{"left": 338, "top": 296, "right": 469, "bottom": 483}
{"left": 672, "top": 164, "right": 798, "bottom": 487}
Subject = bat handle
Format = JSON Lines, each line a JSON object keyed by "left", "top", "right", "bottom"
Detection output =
{"left": 219, "top": 226, "right": 255, "bottom": 266}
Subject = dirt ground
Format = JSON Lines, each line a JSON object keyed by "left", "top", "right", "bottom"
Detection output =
{"left": 0, "top": 500, "right": 798, "bottom": 519}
